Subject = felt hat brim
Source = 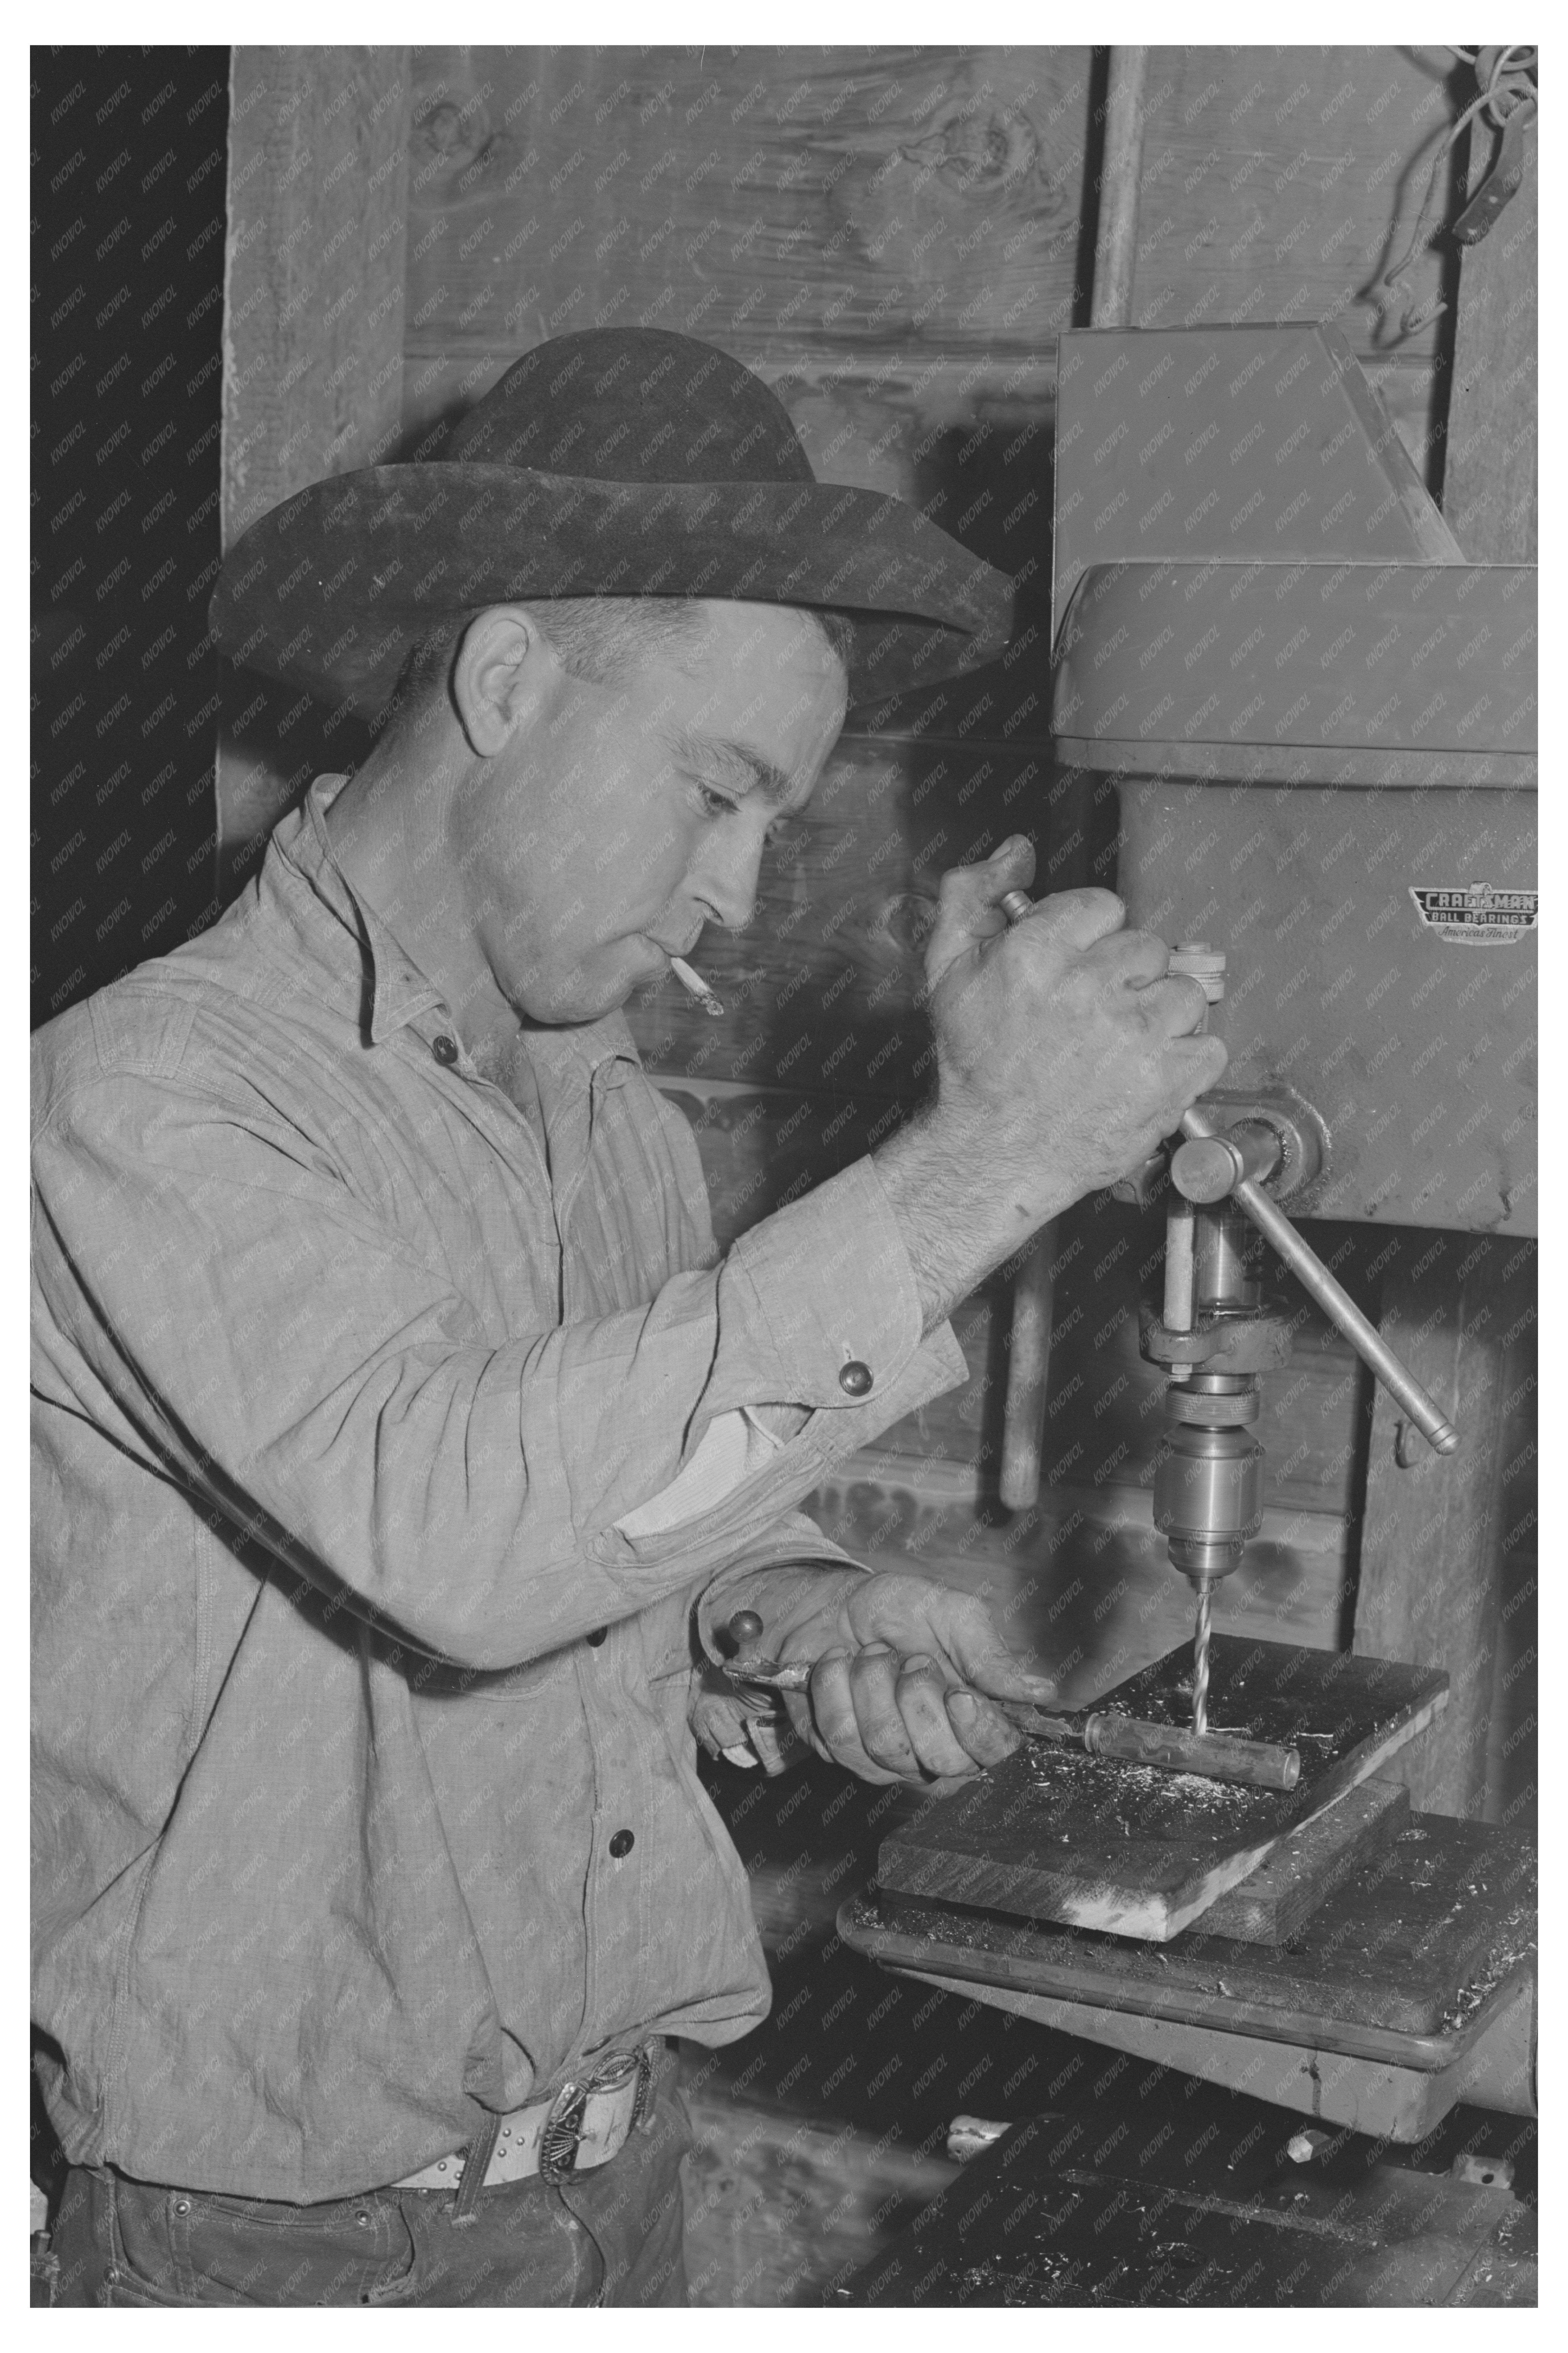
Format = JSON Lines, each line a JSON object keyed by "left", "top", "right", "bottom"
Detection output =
{"left": 211, "top": 461, "right": 1015, "bottom": 714}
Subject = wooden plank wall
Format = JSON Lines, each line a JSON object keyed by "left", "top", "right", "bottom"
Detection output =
{"left": 216, "top": 49, "right": 411, "bottom": 893}
{"left": 1443, "top": 101, "right": 1537, "bottom": 560}
{"left": 220, "top": 45, "right": 1524, "bottom": 1721}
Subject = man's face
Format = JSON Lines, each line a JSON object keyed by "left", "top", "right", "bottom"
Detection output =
{"left": 450, "top": 600, "right": 848, "bottom": 1025}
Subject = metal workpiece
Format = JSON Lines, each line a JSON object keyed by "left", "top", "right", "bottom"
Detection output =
{"left": 1078, "top": 1705, "right": 1298, "bottom": 1789}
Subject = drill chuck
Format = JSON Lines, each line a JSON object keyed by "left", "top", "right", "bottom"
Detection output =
{"left": 1154, "top": 1414, "right": 1264, "bottom": 1581}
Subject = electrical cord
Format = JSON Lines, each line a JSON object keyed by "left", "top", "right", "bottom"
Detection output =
{"left": 1366, "top": 45, "right": 1537, "bottom": 348}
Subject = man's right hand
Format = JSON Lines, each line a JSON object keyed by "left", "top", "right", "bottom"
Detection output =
{"left": 872, "top": 836, "right": 1228, "bottom": 1327}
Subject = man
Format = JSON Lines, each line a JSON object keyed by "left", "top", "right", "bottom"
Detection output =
{"left": 33, "top": 329, "right": 1225, "bottom": 2305}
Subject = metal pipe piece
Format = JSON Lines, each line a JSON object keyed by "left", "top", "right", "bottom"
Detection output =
{"left": 1083, "top": 1711, "right": 1298, "bottom": 1790}
{"left": 1180, "top": 1108, "right": 1460, "bottom": 1455}
{"left": 1004, "top": 1703, "right": 1301, "bottom": 1790}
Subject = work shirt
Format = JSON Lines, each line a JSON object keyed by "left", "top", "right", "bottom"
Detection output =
{"left": 31, "top": 775, "right": 967, "bottom": 2203}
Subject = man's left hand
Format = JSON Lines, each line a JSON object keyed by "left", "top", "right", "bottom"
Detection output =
{"left": 773, "top": 1571, "right": 1058, "bottom": 1791}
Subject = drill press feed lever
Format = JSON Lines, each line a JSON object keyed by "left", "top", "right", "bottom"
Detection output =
{"left": 1174, "top": 1105, "right": 1460, "bottom": 1459}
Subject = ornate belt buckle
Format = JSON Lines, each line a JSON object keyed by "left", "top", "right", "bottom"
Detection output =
{"left": 585, "top": 2043, "right": 654, "bottom": 2131}
{"left": 539, "top": 2080, "right": 587, "bottom": 2185}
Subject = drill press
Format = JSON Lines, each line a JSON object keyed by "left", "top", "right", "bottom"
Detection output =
{"left": 1144, "top": 948, "right": 1459, "bottom": 1737}
{"left": 843, "top": 320, "right": 1533, "bottom": 2149}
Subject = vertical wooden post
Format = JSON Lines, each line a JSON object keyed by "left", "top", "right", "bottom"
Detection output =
{"left": 1441, "top": 109, "right": 1537, "bottom": 559}
{"left": 217, "top": 48, "right": 412, "bottom": 894}
{"left": 1088, "top": 48, "right": 1149, "bottom": 330}
{"left": 1000, "top": 48, "right": 1146, "bottom": 1513}
{"left": 1353, "top": 1244, "right": 1534, "bottom": 1817}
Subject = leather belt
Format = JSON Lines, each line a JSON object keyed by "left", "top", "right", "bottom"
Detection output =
{"left": 392, "top": 2046, "right": 655, "bottom": 2204}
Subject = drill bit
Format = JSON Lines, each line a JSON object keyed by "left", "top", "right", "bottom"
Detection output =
{"left": 1191, "top": 1578, "right": 1213, "bottom": 1737}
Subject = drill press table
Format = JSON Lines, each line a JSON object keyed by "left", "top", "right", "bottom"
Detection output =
{"left": 841, "top": 1638, "right": 1535, "bottom": 2147}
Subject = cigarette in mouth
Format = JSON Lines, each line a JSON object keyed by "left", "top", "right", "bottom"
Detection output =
{"left": 670, "top": 956, "right": 725, "bottom": 1018}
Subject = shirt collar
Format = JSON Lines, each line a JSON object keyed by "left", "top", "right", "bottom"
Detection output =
{"left": 280, "top": 775, "right": 642, "bottom": 1082}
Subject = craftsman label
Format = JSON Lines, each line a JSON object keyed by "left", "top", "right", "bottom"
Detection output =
{"left": 1408, "top": 881, "right": 1538, "bottom": 945}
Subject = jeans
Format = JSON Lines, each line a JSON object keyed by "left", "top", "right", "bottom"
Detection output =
{"left": 44, "top": 2076, "right": 691, "bottom": 2307}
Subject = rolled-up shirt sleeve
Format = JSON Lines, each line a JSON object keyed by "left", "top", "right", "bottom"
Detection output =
{"left": 32, "top": 1068, "right": 948, "bottom": 1673}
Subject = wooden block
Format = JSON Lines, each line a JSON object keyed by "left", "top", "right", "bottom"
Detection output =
{"left": 1200, "top": 1776, "right": 1409, "bottom": 1945}
{"left": 877, "top": 1637, "right": 1448, "bottom": 1940}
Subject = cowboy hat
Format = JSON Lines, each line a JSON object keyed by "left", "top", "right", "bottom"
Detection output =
{"left": 209, "top": 328, "right": 1015, "bottom": 712}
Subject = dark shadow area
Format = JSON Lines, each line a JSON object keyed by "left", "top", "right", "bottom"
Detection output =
{"left": 32, "top": 48, "right": 230, "bottom": 1027}
{"left": 1073, "top": 46, "right": 1112, "bottom": 330}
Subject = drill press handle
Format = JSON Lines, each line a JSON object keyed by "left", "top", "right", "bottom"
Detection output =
{"left": 1172, "top": 1105, "right": 1460, "bottom": 1457}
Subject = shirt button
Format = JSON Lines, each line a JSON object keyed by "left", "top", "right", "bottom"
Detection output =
{"left": 839, "top": 1359, "right": 874, "bottom": 1397}
{"left": 608, "top": 1829, "right": 635, "bottom": 1859}
{"left": 585, "top": 1626, "right": 608, "bottom": 1648}
{"left": 432, "top": 1034, "right": 459, "bottom": 1066}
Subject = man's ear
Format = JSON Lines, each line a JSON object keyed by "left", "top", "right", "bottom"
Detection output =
{"left": 450, "top": 606, "right": 563, "bottom": 756}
